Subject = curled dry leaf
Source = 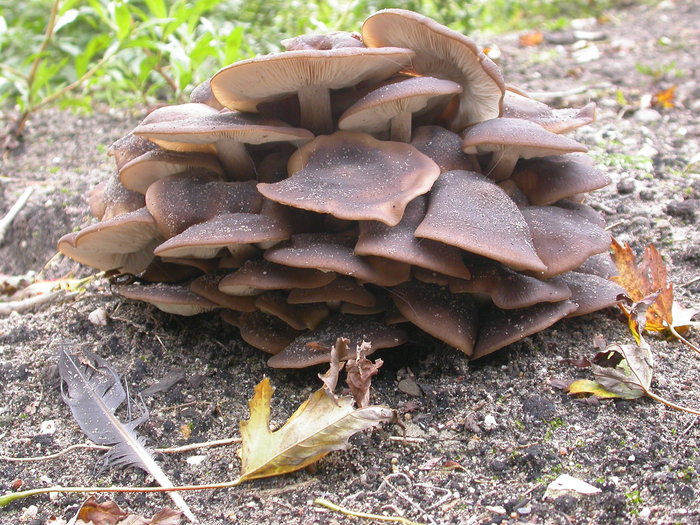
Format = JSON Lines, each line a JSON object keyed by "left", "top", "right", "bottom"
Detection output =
{"left": 317, "top": 337, "right": 347, "bottom": 400}
{"left": 345, "top": 341, "right": 383, "bottom": 408}
{"left": 237, "top": 377, "right": 396, "bottom": 483}
{"left": 611, "top": 239, "right": 698, "bottom": 335}
{"left": 76, "top": 496, "right": 127, "bottom": 525}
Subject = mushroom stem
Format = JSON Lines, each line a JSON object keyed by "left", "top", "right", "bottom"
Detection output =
{"left": 485, "top": 151, "right": 518, "bottom": 181}
{"left": 390, "top": 111, "right": 412, "bottom": 142}
{"left": 297, "top": 85, "right": 333, "bottom": 135}
{"left": 215, "top": 139, "right": 256, "bottom": 180}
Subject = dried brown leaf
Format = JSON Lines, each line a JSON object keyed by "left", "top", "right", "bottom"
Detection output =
{"left": 317, "top": 337, "right": 347, "bottom": 400}
{"left": 345, "top": 341, "right": 383, "bottom": 408}
{"left": 76, "top": 496, "right": 127, "bottom": 525}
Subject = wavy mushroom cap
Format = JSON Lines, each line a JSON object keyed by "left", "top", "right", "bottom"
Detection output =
{"left": 258, "top": 131, "right": 440, "bottom": 226}
{"left": 362, "top": 8, "right": 505, "bottom": 130}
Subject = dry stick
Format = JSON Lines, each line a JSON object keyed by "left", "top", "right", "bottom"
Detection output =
{"left": 668, "top": 324, "right": 700, "bottom": 356}
{"left": 1, "top": 437, "right": 242, "bottom": 462}
{"left": 0, "top": 186, "right": 34, "bottom": 244}
{"left": 314, "top": 498, "right": 426, "bottom": 525}
{"left": 0, "top": 290, "right": 77, "bottom": 316}
{"left": 644, "top": 389, "right": 700, "bottom": 416}
{"left": 380, "top": 474, "right": 437, "bottom": 525}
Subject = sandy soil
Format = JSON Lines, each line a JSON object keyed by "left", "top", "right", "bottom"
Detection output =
{"left": 1, "top": 1, "right": 699, "bottom": 523}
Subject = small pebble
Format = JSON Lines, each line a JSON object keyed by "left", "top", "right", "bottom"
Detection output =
{"left": 617, "top": 179, "right": 635, "bottom": 194}
{"left": 482, "top": 414, "right": 498, "bottom": 431}
{"left": 634, "top": 108, "right": 662, "bottom": 123}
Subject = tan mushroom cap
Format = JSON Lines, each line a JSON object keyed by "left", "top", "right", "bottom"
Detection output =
{"left": 391, "top": 281, "right": 478, "bottom": 356}
{"left": 267, "top": 314, "right": 407, "bottom": 368}
{"left": 472, "top": 300, "right": 579, "bottom": 359}
{"left": 210, "top": 47, "right": 415, "bottom": 134}
{"left": 189, "top": 273, "right": 257, "bottom": 312}
{"left": 218, "top": 259, "right": 336, "bottom": 296}
{"left": 575, "top": 252, "right": 619, "bottom": 279}
{"left": 557, "top": 271, "right": 624, "bottom": 317}
{"left": 520, "top": 206, "right": 611, "bottom": 278}
{"left": 461, "top": 118, "right": 588, "bottom": 181}
{"left": 338, "top": 76, "right": 463, "bottom": 142}
{"left": 258, "top": 131, "right": 441, "bottom": 226}
{"left": 57, "top": 207, "right": 162, "bottom": 274}
{"left": 362, "top": 9, "right": 505, "bottom": 130}
{"left": 134, "top": 109, "right": 314, "bottom": 180}
{"left": 449, "top": 260, "right": 572, "bottom": 309}
{"left": 119, "top": 149, "right": 224, "bottom": 194}
{"left": 510, "top": 154, "right": 610, "bottom": 206}
{"left": 113, "top": 283, "right": 219, "bottom": 316}
{"left": 355, "top": 196, "right": 471, "bottom": 279}
{"left": 503, "top": 89, "right": 596, "bottom": 134}
{"left": 189, "top": 79, "right": 224, "bottom": 110}
{"left": 153, "top": 213, "right": 291, "bottom": 259}
{"left": 415, "top": 170, "right": 546, "bottom": 273}
{"left": 145, "top": 173, "right": 263, "bottom": 238}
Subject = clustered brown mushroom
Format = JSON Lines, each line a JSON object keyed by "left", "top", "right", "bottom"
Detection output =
{"left": 58, "top": 9, "right": 623, "bottom": 368}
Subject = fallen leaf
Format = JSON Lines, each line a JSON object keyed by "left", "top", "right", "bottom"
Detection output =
{"left": 567, "top": 379, "right": 621, "bottom": 399}
{"left": 317, "top": 338, "right": 346, "bottom": 400}
{"left": 345, "top": 341, "right": 383, "bottom": 408}
{"left": 611, "top": 239, "right": 698, "bottom": 335}
{"left": 519, "top": 30, "right": 543, "bottom": 47}
{"left": 652, "top": 85, "right": 676, "bottom": 108}
{"left": 237, "top": 377, "right": 396, "bottom": 483}
{"left": 76, "top": 496, "right": 127, "bottom": 525}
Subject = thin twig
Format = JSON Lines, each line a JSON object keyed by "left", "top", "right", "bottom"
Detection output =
{"left": 668, "top": 324, "right": 700, "bottom": 356}
{"left": 0, "top": 290, "right": 77, "bottom": 316}
{"left": 0, "top": 186, "right": 35, "bottom": 244}
{"left": 1, "top": 437, "right": 242, "bottom": 462}
{"left": 645, "top": 389, "right": 700, "bottom": 416}
{"left": 380, "top": 474, "right": 437, "bottom": 525}
{"left": 314, "top": 497, "right": 426, "bottom": 525}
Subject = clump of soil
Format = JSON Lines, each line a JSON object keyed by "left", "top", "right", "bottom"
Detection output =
{"left": 1, "top": 2, "right": 699, "bottom": 523}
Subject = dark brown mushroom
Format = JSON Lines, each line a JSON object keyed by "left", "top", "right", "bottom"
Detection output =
{"left": 218, "top": 259, "right": 336, "bottom": 296}
{"left": 415, "top": 170, "right": 546, "bottom": 272}
{"left": 258, "top": 131, "right": 440, "bottom": 226}
{"left": 113, "top": 282, "right": 219, "bottom": 315}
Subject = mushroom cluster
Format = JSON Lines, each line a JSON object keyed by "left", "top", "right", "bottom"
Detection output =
{"left": 58, "top": 9, "right": 623, "bottom": 368}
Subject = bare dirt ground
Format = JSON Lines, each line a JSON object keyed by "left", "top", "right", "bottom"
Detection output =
{"left": 1, "top": 1, "right": 699, "bottom": 523}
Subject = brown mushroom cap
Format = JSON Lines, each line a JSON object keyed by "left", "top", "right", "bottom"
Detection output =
{"left": 90, "top": 172, "right": 146, "bottom": 220}
{"left": 575, "top": 252, "right": 619, "bottom": 279}
{"left": 238, "top": 311, "right": 302, "bottom": 354}
{"left": 510, "top": 153, "right": 610, "bottom": 205}
{"left": 254, "top": 292, "right": 330, "bottom": 330}
{"left": 338, "top": 76, "right": 463, "bottom": 142}
{"left": 57, "top": 207, "right": 162, "bottom": 274}
{"left": 411, "top": 125, "right": 481, "bottom": 173}
{"left": 145, "top": 173, "right": 263, "bottom": 238}
{"left": 153, "top": 213, "right": 291, "bottom": 259}
{"left": 264, "top": 232, "right": 409, "bottom": 286}
{"left": 210, "top": 47, "right": 415, "bottom": 134}
{"left": 287, "top": 276, "right": 376, "bottom": 308}
{"left": 119, "top": 149, "right": 224, "bottom": 195}
{"left": 391, "top": 281, "right": 478, "bottom": 356}
{"left": 503, "top": 89, "right": 597, "bottom": 134}
{"left": 108, "top": 133, "right": 159, "bottom": 171}
{"left": 267, "top": 314, "right": 407, "bottom": 368}
{"left": 281, "top": 31, "right": 364, "bottom": 51}
{"left": 258, "top": 131, "right": 441, "bottom": 226}
{"left": 557, "top": 271, "right": 624, "bottom": 317}
{"left": 218, "top": 259, "right": 336, "bottom": 296}
{"left": 189, "top": 273, "right": 257, "bottom": 312}
{"left": 134, "top": 110, "right": 314, "bottom": 180}
{"left": 355, "top": 196, "right": 471, "bottom": 279}
{"left": 415, "top": 170, "right": 546, "bottom": 272}
{"left": 449, "top": 260, "right": 572, "bottom": 309}
{"left": 113, "top": 282, "right": 219, "bottom": 316}
{"left": 520, "top": 206, "right": 611, "bottom": 278}
{"left": 189, "top": 79, "right": 225, "bottom": 110}
{"left": 461, "top": 118, "right": 588, "bottom": 181}
{"left": 472, "top": 300, "right": 579, "bottom": 359}
{"left": 362, "top": 9, "right": 505, "bottom": 130}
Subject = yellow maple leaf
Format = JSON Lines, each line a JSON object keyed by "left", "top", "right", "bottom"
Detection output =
{"left": 652, "top": 85, "right": 676, "bottom": 109}
{"left": 237, "top": 378, "right": 395, "bottom": 483}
